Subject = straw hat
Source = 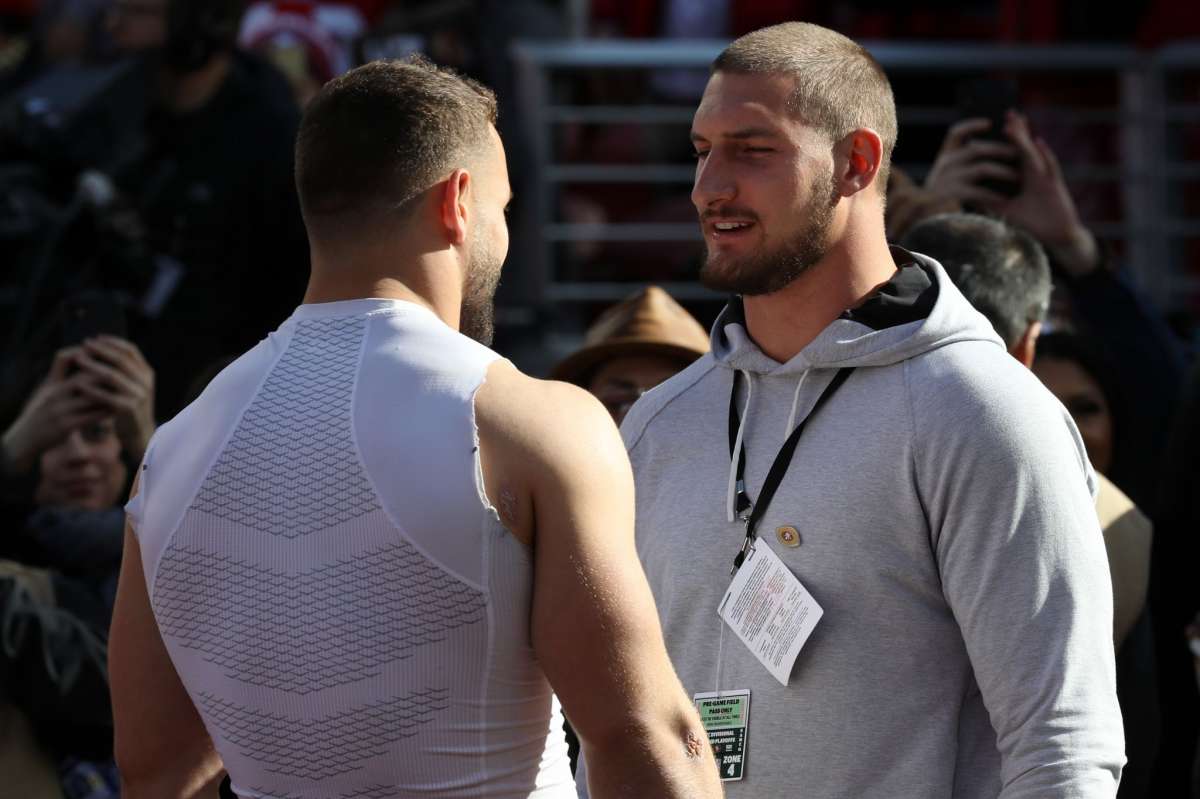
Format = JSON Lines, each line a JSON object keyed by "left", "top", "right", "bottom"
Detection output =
{"left": 551, "top": 286, "right": 710, "bottom": 386}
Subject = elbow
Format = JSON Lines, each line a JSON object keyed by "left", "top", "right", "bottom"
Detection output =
{"left": 578, "top": 705, "right": 686, "bottom": 756}
{"left": 578, "top": 708, "right": 718, "bottom": 788}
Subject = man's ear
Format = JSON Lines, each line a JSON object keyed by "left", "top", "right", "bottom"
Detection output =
{"left": 440, "top": 168, "right": 471, "bottom": 245}
{"left": 1012, "top": 320, "right": 1042, "bottom": 369}
{"left": 836, "top": 128, "right": 884, "bottom": 197}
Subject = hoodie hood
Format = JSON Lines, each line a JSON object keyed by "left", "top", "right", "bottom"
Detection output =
{"left": 711, "top": 247, "right": 1005, "bottom": 376}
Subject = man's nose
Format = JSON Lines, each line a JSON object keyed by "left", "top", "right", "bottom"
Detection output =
{"left": 692, "top": 153, "right": 736, "bottom": 212}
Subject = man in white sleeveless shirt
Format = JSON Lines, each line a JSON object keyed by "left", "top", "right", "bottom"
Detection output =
{"left": 108, "top": 58, "right": 722, "bottom": 799}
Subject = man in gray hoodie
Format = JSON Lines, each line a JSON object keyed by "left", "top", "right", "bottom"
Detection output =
{"left": 598, "top": 21, "right": 1125, "bottom": 799}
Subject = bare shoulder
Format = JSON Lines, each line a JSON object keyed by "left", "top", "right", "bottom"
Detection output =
{"left": 474, "top": 360, "right": 628, "bottom": 545}
{"left": 475, "top": 359, "right": 623, "bottom": 465}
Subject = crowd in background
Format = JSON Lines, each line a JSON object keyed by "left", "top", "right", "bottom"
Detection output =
{"left": 0, "top": 1, "right": 1198, "bottom": 797}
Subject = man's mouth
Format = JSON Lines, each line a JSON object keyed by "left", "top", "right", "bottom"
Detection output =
{"left": 708, "top": 219, "right": 756, "bottom": 240}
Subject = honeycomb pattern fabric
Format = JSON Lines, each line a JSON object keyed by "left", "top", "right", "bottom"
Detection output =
{"left": 135, "top": 301, "right": 573, "bottom": 798}
{"left": 196, "top": 689, "right": 450, "bottom": 781}
{"left": 190, "top": 316, "right": 379, "bottom": 535}
{"left": 241, "top": 784, "right": 403, "bottom": 799}
{"left": 339, "top": 787, "right": 401, "bottom": 799}
{"left": 154, "top": 543, "right": 487, "bottom": 693}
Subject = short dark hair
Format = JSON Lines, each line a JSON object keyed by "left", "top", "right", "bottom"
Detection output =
{"left": 1034, "top": 330, "right": 1127, "bottom": 455}
{"left": 295, "top": 57, "right": 497, "bottom": 239}
{"left": 713, "top": 22, "right": 897, "bottom": 191}
{"left": 900, "top": 212, "right": 1050, "bottom": 347}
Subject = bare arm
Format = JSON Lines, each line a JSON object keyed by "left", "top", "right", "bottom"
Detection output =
{"left": 476, "top": 364, "right": 721, "bottom": 799}
{"left": 109, "top": 476, "right": 224, "bottom": 798}
{"left": 1094, "top": 477, "right": 1152, "bottom": 648}
{"left": 1105, "top": 512, "right": 1150, "bottom": 648}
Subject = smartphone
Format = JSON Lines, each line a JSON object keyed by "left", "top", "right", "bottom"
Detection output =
{"left": 61, "top": 290, "right": 127, "bottom": 348}
{"left": 956, "top": 77, "right": 1022, "bottom": 198}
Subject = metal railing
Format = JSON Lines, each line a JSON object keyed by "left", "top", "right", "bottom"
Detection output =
{"left": 511, "top": 39, "right": 1200, "bottom": 317}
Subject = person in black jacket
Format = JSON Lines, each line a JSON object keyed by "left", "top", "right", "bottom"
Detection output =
{"left": 105, "top": 0, "right": 308, "bottom": 418}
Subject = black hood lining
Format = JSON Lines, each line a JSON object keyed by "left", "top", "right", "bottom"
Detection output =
{"left": 839, "top": 247, "right": 938, "bottom": 331}
{"left": 719, "top": 246, "right": 939, "bottom": 333}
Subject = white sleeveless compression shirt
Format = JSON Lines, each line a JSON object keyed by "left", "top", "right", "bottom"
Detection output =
{"left": 126, "top": 299, "right": 573, "bottom": 799}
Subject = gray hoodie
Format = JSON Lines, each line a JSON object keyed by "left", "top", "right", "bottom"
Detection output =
{"left": 594, "top": 252, "right": 1124, "bottom": 798}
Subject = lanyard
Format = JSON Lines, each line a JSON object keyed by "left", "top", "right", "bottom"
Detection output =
{"left": 727, "top": 367, "right": 855, "bottom": 574}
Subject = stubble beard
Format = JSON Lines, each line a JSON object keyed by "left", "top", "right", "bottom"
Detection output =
{"left": 459, "top": 238, "right": 502, "bottom": 346}
{"left": 699, "top": 173, "right": 838, "bottom": 297}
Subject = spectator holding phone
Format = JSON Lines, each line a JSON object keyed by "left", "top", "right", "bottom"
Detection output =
{"left": 0, "top": 335, "right": 155, "bottom": 798}
{"left": 1, "top": 333, "right": 154, "bottom": 619}
{"left": 4, "top": 337, "right": 156, "bottom": 478}
{"left": 924, "top": 109, "right": 1185, "bottom": 510}
{"left": 926, "top": 112, "right": 1092, "bottom": 269}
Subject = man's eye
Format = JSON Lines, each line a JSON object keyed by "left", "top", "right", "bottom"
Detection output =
{"left": 744, "top": 147, "right": 773, "bottom": 154}
{"left": 692, "top": 150, "right": 709, "bottom": 160}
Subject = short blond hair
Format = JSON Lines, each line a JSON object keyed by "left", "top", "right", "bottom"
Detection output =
{"left": 714, "top": 22, "right": 897, "bottom": 190}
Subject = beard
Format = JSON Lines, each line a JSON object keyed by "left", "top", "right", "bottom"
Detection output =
{"left": 699, "top": 170, "right": 838, "bottom": 296}
{"left": 459, "top": 233, "right": 503, "bottom": 346}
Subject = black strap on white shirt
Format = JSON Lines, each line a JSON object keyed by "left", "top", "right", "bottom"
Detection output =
{"left": 727, "top": 367, "right": 855, "bottom": 574}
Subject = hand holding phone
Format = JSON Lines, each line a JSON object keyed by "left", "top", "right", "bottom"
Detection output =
{"left": 70, "top": 336, "right": 157, "bottom": 463}
{"left": 924, "top": 117, "right": 1022, "bottom": 207}
{"left": 1, "top": 348, "right": 109, "bottom": 474}
{"left": 925, "top": 75, "right": 1023, "bottom": 206}
{"left": 925, "top": 109, "right": 1100, "bottom": 277}
{"left": 1, "top": 332, "right": 157, "bottom": 473}
{"left": 956, "top": 78, "right": 1023, "bottom": 198}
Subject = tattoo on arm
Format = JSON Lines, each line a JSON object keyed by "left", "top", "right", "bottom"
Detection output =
{"left": 499, "top": 487, "right": 520, "bottom": 528}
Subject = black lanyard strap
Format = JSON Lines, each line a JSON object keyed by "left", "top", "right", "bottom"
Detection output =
{"left": 727, "top": 366, "right": 855, "bottom": 573}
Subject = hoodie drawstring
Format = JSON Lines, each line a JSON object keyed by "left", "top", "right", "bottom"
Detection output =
{"left": 784, "top": 370, "right": 810, "bottom": 437}
{"left": 725, "top": 369, "right": 752, "bottom": 523}
{"left": 727, "top": 369, "right": 817, "bottom": 522}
